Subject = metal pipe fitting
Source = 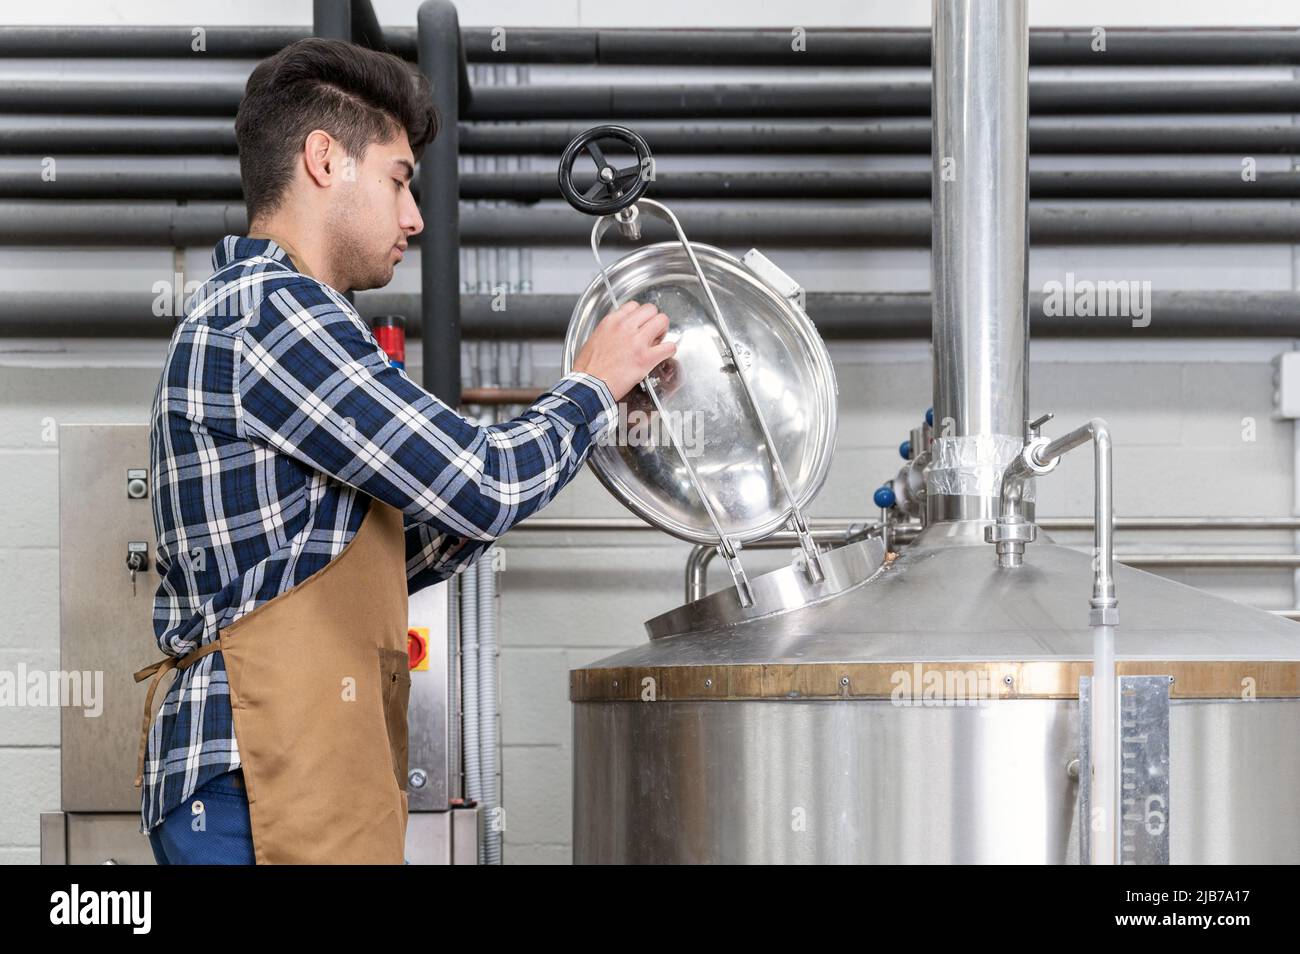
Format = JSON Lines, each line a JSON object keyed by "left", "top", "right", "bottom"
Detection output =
{"left": 986, "top": 435, "right": 1057, "bottom": 567}
{"left": 999, "top": 419, "right": 1115, "bottom": 623}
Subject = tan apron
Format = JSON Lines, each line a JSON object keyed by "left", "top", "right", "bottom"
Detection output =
{"left": 134, "top": 495, "right": 412, "bottom": 864}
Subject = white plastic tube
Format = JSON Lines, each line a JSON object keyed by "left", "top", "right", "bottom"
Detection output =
{"left": 1091, "top": 624, "right": 1118, "bottom": 864}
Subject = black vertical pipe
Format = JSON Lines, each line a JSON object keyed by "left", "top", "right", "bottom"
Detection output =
{"left": 313, "top": 0, "right": 352, "bottom": 41}
{"left": 417, "top": 0, "right": 462, "bottom": 405}
{"left": 312, "top": 2, "right": 362, "bottom": 305}
{"left": 351, "top": 0, "right": 388, "bottom": 52}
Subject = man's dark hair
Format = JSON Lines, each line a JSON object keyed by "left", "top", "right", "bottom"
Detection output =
{"left": 235, "top": 37, "right": 438, "bottom": 222}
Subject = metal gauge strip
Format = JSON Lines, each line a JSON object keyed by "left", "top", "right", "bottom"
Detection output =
{"left": 1080, "top": 675, "right": 1171, "bottom": 865}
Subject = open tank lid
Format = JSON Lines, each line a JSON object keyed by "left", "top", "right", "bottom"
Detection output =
{"left": 563, "top": 240, "right": 839, "bottom": 546}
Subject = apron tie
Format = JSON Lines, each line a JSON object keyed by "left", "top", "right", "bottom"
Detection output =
{"left": 133, "top": 639, "right": 225, "bottom": 789}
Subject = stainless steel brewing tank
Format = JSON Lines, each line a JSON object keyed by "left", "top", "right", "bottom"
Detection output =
{"left": 570, "top": 535, "right": 1300, "bottom": 863}
{"left": 564, "top": 0, "right": 1300, "bottom": 863}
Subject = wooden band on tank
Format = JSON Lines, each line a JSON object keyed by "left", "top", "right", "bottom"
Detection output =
{"left": 570, "top": 660, "right": 1300, "bottom": 702}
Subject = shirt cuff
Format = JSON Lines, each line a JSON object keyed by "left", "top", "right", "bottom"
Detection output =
{"left": 551, "top": 371, "right": 619, "bottom": 442}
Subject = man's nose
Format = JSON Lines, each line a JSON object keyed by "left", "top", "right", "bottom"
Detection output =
{"left": 402, "top": 192, "right": 424, "bottom": 237}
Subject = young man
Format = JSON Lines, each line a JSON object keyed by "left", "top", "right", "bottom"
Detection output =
{"left": 135, "top": 37, "right": 673, "bottom": 864}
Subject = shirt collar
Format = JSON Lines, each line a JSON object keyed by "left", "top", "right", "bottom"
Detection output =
{"left": 211, "top": 234, "right": 313, "bottom": 277}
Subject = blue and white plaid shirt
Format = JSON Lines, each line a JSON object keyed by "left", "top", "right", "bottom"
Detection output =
{"left": 141, "top": 235, "right": 617, "bottom": 833}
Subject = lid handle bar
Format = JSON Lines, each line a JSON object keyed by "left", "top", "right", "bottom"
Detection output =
{"left": 588, "top": 211, "right": 756, "bottom": 606}
{"left": 560, "top": 124, "right": 823, "bottom": 599}
{"left": 591, "top": 197, "right": 827, "bottom": 586}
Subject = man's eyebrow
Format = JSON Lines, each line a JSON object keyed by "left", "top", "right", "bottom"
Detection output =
{"left": 393, "top": 158, "right": 415, "bottom": 181}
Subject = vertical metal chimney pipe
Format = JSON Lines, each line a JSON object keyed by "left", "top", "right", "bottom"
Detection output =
{"left": 926, "top": 0, "right": 1031, "bottom": 527}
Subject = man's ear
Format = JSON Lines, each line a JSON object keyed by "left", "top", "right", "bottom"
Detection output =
{"left": 302, "top": 129, "right": 336, "bottom": 188}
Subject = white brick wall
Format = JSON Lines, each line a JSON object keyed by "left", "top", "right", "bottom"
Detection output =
{"left": 4, "top": 342, "right": 1294, "bottom": 862}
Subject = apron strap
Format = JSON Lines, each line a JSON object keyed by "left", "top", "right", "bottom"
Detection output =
{"left": 133, "top": 638, "right": 225, "bottom": 790}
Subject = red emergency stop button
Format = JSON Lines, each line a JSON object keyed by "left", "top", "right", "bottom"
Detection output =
{"left": 407, "top": 628, "right": 428, "bottom": 671}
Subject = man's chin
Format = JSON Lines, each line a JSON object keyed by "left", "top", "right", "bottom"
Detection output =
{"left": 348, "top": 264, "right": 396, "bottom": 293}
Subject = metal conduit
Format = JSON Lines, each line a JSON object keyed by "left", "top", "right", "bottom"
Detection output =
{"left": 455, "top": 119, "right": 1300, "bottom": 155}
{"left": 13, "top": 201, "right": 1300, "bottom": 247}
{"left": 5, "top": 78, "right": 1300, "bottom": 118}
{"left": 16, "top": 163, "right": 1300, "bottom": 201}
{"left": 8, "top": 26, "right": 1300, "bottom": 66}
{"left": 5, "top": 289, "right": 1300, "bottom": 339}
{"left": 12, "top": 119, "right": 1300, "bottom": 156}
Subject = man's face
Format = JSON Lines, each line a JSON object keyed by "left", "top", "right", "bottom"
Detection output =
{"left": 325, "top": 130, "right": 423, "bottom": 292}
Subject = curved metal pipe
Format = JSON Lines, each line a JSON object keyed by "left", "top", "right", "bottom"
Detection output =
{"left": 1042, "top": 420, "right": 1115, "bottom": 618}
{"left": 996, "top": 419, "right": 1115, "bottom": 619}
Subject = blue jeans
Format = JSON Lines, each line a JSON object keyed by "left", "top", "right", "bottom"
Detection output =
{"left": 148, "top": 767, "right": 412, "bottom": 864}
{"left": 148, "top": 768, "right": 255, "bottom": 865}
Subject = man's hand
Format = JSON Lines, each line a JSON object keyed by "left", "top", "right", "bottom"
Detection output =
{"left": 572, "top": 300, "right": 677, "bottom": 402}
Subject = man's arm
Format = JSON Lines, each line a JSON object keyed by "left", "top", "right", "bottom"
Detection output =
{"left": 233, "top": 278, "right": 619, "bottom": 576}
{"left": 403, "top": 515, "right": 492, "bottom": 593}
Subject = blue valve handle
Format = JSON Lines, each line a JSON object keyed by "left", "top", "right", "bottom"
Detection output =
{"left": 899, "top": 440, "right": 911, "bottom": 460}
{"left": 873, "top": 486, "right": 896, "bottom": 509}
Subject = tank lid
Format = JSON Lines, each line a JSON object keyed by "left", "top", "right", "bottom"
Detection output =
{"left": 563, "top": 241, "right": 839, "bottom": 547}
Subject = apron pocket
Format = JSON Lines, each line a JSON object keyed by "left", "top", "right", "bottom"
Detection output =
{"left": 378, "top": 646, "right": 411, "bottom": 791}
